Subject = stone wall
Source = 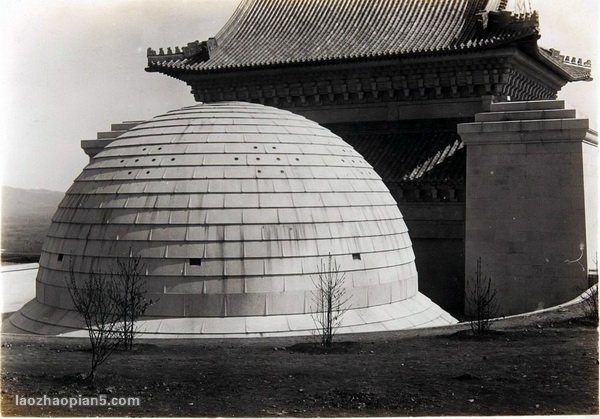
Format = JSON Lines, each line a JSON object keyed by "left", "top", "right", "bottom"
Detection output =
{"left": 323, "top": 120, "right": 468, "bottom": 315}
{"left": 582, "top": 141, "right": 598, "bottom": 281}
{"left": 459, "top": 100, "right": 597, "bottom": 315}
{"left": 400, "top": 203, "right": 465, "bottom": 315}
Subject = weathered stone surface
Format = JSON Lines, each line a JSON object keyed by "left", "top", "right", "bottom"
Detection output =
{"left": 9, "top": 102, "right": 456, "bottom": 337}
{"left": 459, "top": 100, "right": 597, "bottom": 315}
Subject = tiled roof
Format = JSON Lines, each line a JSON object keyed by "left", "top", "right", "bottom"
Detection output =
{"left": 537, "top": 48, "right": 593, "bottom": 82}
{"left": 147, "top": 0, "right": 530, "bottom": 71}
{"left": 336, "top": 129, "right": 465, "bottom": 185}
{"left": 146, "top": 0, "right": 590, "bottom": 81}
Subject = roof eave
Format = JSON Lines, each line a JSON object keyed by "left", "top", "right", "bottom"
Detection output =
{"left": 145, "top": 40, "right": 531, "bottom": 77}
{"left": 534, "top": 50, "right": 593, "bottom": 82}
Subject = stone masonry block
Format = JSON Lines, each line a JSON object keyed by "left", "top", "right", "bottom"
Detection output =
{"left": 490, "top": 100, "right": 565, "bottom": 112}
{"left": 521, "top": 119, "right": 563, "bottom": 131}
{"left": 462, "top": 99, "right": 593, "bottom": 316}
{"left": 562, "top": 118, "right": 589, "bottom": 130}
{"left": 475, "top": 109, "right": 576, "bottom": 122}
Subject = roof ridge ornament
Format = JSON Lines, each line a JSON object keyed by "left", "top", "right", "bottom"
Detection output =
{"left": 546, "top": 48, "right": 592, "bottom": 69}
{"left": 147, "top": 38, "right": 217, "bottom": 67}
{"left": 145, "top": 0, "right": 590, "bottom": 83}
{"left": 481, "top": 8, "right": 539, "bottom": 35}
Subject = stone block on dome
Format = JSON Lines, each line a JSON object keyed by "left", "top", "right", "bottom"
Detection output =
{"left": 8, "top": 102, "right": 456, "bottom": 337}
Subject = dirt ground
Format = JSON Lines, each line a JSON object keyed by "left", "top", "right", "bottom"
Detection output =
{"left": 1, "top": 304, "right": 597, "bottom": 417}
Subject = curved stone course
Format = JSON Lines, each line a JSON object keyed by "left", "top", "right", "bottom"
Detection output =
{"left": 9, "top": 102, "right": 455, "bottom": 336}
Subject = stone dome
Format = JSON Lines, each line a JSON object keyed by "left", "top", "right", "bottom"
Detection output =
{"left": 10, "top": 102, "right": 455, "bottom": 337}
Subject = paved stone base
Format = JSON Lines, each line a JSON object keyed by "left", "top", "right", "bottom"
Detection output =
{"left": 6, "top": 292, "right": 456, "bottom": 338}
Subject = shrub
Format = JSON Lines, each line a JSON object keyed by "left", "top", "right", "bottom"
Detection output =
{"left": 67, "top": 269, "right": 122, "bottom": 381}
{"left": 465, "top": 257, "right": 498, "bottom": 335}
{"left": 579, "top": 285, "right": 598, "bottom": 325}
{"left": 66, "top": 254, "right": 152, "bottom": 380}
{"left": 311, "top": 254, "right": 351, "bottom": 347}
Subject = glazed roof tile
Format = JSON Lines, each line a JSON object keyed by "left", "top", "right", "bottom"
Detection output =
{"left": 343, "top": 130, "right": 465, "bottom": 185}
{"left": 145, "top": 0, "right": 590, "bottom": 81}
{"left": 146, "top": 0, "right": 500, "bottom": 70}
{"left": 537, "top": 47, "right": 593, "bottom": 81}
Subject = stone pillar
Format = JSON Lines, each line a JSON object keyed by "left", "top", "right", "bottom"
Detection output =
{"left": 458, "top": 100, "right": 597, "bottom": 315}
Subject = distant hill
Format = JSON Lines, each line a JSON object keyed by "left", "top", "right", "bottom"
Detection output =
{"left": 1, "top": 186, "right": 64, "bottom": 263}
{"left": 2, "top": 186, "right": 64, "bottom": 218}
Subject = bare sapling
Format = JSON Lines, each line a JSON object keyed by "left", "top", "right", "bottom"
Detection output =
{"left": 311, "top": 254, "right": 351, "bottom": 347}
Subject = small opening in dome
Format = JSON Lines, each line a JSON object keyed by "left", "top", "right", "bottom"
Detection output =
{"left": 295, "top": 158, "right": 300, "bottom": 161}
{"left": 189, "top": 258, "right": 202, "bottom": 266}
{"left": 341, "top": 159, "right": 345, "bottom": 163}
{"left": 272, "top": 146, "right": 276, "bottom": 149}
{"left": 171, "top": 158, "right": 175, "bottom": 161}
{"left": 352, "top": 253, "right": 361, "bottom": 260}
{"left": 128, "top": 171, "right": 132, "bottom": 175}
{"left": 253, "top": 146, "right": 258, "bottom": 149}
{"left": 152, "top": 158, "right": 156, "bottom": 162}
{"left": 276, "top": 157, "right": 281, "bottom": 161}
{"left": 280, "top": 170, "right": 284, "bottom": 173}
{"left": 57, "top": 254, "right": 64, "bottom": 262}
{"left": 142, "top": 148, "right": 147, "bottom": 151}
{"left": 257, "top": 170, "right": 262, "bottom": 173}
{"left": 135, "top": 159, "right": 139, "bottom": 162}
{"left": 234, "top": 157, "right": 239, "bottom": 161}
{"left": 146, "top": 171, "right": 150, "bottom": 174}
{"left": 120, "top": 160, "right": 124, "bottom": 163}
{"left": 256, "top": 157, "right": 260, "bottom": 161}
{"left": 158, "top": 147, "right": 162, "bottom": 150}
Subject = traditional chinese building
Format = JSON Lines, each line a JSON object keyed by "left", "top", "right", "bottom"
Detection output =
{"left": 145, "top": 0, "right": 594, "bottom": 315}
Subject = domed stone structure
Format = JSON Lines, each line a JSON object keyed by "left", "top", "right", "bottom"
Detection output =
{"left": 9, "top": 102, "right": 455, "bottom": 337}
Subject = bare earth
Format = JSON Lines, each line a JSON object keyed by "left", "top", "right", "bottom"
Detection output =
{"left": 1, "top": 305, "right": 597, "bottom": 417}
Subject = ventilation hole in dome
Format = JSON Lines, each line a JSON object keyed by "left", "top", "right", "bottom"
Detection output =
{"left": 276, "top": 157, "right": 281, "bottom": 161}
{"left": 146, "top": 171, "right": 150, "bottom": 174}
{"left": 152, "top": 158, "right": 156, "bottom": 162}
{"left": 120, "top": 160, "right": 124, "bottom": 163}
{"left": 257, "top": 170, "right": 262, "bottom": 173}
{"left": 158, "top": 147, "right": 162, "bottom": 150}
{"left": 341, "top": 159, "right": 345, "bottom": 163}
{"left": 171, "top": 158, "right": 175, "bottom": 161}
{"left": 142, "top": 148, "right": 147, "bottom": 151}
{"left": 295, "top": 158, "right": 300, "bottom": 161}
{"left": 135, "top": 159, "right": 139, "bottom": 162}
{"left": 272, "top": 146, "right": 276, "bottom": 149}
{"left": 128, "top": 171, "right": 132, "bottom": 175}
{"left": 352, "top": 253, "right": 361, "bottom": 260}
{"left": 280, "top": 170, "right": 285, "bottom": 174}
{"left": 57, "top": 254, "right": 64, "bottom": 262}
{"left": 189, "top": 258, "right": 202, "bottom": 266}
{"left": 256, "top": 157, "right": 260, "bottom": 161}
{"left": 234, "top": 157, "right": 239, "bottom": 161}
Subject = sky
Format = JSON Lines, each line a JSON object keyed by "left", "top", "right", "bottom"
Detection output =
{"left": 1, "top": 0, "right": 598, "bottom": 193}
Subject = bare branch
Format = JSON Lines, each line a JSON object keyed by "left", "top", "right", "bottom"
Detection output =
{"left": 65, "top": 253, "right": 154, "bottom": 381}
{"left": 465, "top": 257, "right": 499, "bottom": 335}
{"left": 311, "top": 254, "right": 352, "bottom": 347}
